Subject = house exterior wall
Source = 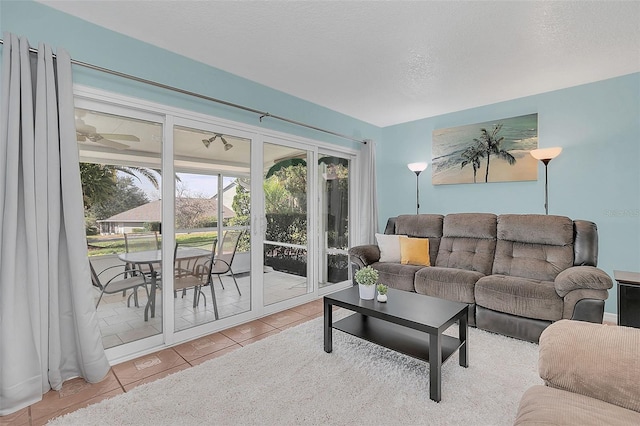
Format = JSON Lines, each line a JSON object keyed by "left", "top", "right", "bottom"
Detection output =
{"left": 98, "top": 222, "right": 145, "bottom": 235}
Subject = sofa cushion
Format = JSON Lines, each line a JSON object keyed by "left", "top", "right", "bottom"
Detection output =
{"left": 493, "top": 240, "right": 573, "bottom": 282}
{"left": 493, "top": 215, "right": 574, "bottom": 281}
{"left": 514, "top": 385, "right": 640, "bottom": 426}
{"left": 442, "top": 212, "right": 497, "bottom": 239}
{"left": 434, "top": 213, "right": 496, "bottom": 276}
{"left": 400, "top": 237, "right": 430, "bottom": 266}
{"left": 436, "top": 238, "right": 496, "bottom": 275}
{"left": 414, "top": 266, "right": 481, "bottom": 304}
{"left": 395, "top": 214, "right": 443, "bottom": 238}
{"left": 395, "top": 214, "right": 443, "bottom": 264}
{"left": 370, "top": 262, "right": 423, "bottom": 292}
{"left": 475, "top": 275, "right": 563, "bottom": 321}
{"left": 498, "top": 214, "right": 573, "bottom": 246}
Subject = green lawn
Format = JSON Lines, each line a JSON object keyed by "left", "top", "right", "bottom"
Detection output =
{"left": 87, "top": 232, "right": 218, "bottom": 256}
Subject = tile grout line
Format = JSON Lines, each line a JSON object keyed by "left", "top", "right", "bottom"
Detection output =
{"left": 171, "top": 311, "right": 316, "bottom": 366}
{"left": 10, "top": 303, "right": 324, "bottom": 424}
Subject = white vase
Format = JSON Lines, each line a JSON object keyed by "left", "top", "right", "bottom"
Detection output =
{"left": 377, "top": 293, "right": 387, "bottom": 303}
{"left": 358, "top": 283, "right": 376, "bottom": 300}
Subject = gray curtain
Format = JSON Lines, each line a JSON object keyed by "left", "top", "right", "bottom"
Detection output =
{"left": 0, "top": 32, "right": 110, "bottom": 416}
{"left": 358, "top": 139, "right": 378, "bottom": 245}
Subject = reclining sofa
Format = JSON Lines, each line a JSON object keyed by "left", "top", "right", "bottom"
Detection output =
{"left": 348, "top": 213, "right": 613, "bottom": 342}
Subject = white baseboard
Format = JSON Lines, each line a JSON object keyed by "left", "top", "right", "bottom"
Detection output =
{"left": 603, "top": 312, "right": 618, "bottom": 324}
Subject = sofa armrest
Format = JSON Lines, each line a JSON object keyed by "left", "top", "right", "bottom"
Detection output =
{"left": 539, "top": 320, "right": 640, "bottom": 413}
{"left": 348, "top": 245, "right": 380, "bottom": 269}
{"left": 554, "top": 266, "right": 613, "bottom": 297}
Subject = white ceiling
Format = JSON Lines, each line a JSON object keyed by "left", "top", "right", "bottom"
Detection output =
{"left": 40, "top": 1, "right": 640, "bottom": 127}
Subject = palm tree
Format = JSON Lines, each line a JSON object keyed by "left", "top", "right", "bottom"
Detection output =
{"left": 460, "top": 142, "right": 485, "bottom": 183}
{"left": 473, "top": 124, "right": 516, "bottom": 183}
{"left": 115, "top": 165, "right": 160, "bottom": 189}
{"left": 80, "top": 163, "right": 160, "bottom": 210}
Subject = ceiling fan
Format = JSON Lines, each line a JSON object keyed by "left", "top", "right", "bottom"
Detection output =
{"left": 76, "top": 117, "right": 140, "bottom": 150}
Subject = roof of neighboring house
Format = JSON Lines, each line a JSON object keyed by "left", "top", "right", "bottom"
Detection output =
{"left": 211, "top": 181, "right": 238, "bottom": 201}
{"left": 97, "top": 198, "right": 235, "bottom": 223}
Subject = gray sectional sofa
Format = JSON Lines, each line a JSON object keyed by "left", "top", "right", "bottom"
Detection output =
{"left": 348, "top": 213, "right": 613, "bottom": 342}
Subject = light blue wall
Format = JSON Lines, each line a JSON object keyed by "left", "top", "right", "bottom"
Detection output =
{"left": 3, "top": 1, "right": 638, "bottom": 314}
{"left": 0, "top": 0, "right": 380, "bottom": 148}
{"left": 380, "top": 73, "right": 640, "bottom": 314}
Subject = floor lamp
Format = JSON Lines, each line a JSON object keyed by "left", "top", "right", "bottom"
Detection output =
{"left": 529, "top": 147, "right": 562, "bottom": 215}
{"left": 407, "top": 162, "right": 428, "bottom": 214}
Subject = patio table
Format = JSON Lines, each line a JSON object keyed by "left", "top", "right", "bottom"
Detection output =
{"left": 118, "top": 247, "right": 211, "bottom": 321}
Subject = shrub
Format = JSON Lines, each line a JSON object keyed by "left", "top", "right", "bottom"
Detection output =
{"left": 144, "top": 222, "right": 161, "bottom": 232}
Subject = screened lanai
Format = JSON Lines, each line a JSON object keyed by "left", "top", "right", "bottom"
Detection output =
{"left": 78, "top": 104, "right": 352, "bottom": 350}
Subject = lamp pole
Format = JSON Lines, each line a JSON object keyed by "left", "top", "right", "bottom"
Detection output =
{"left": 407, "top": 162, "right": 428, "bottom": 214}
{"left": 414, "top": 170, "right": 421, "bottom": 214}
{"left": 542, "top": 158, "right": 550, "bottom": 215}
{"left": 529, "top": 147, "right": 562, "bottom": 215}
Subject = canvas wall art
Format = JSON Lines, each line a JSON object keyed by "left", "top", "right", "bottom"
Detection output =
{"left": 432, "top": 113, "right": 538, "bottom": 185}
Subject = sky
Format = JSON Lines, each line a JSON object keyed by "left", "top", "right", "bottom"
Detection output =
{"left": 131, "top": 172, "right": 236, "bottom": 201}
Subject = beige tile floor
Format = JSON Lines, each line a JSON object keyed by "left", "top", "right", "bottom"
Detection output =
{"left": 97, "top": 270, "right": 311, "bottom": 348}
{"left": 0, "top": 299, "right": 327, "bottom": 426}
{"left": 1, "top": 307, "right": 616, "bottom": 425}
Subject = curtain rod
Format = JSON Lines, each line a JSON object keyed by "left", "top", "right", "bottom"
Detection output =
{"left": 0, "top": 38, "right": 367, "bottom": 144}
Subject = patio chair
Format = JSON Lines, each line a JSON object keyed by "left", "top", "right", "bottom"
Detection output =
{"left": 206, "top": 229, "right": 244, "bottom": 296}
{"left": 124, "top": 231, "right": 160, "bottom": 252}
{"left": 90, "top": 260, "right": 149, "bottom": 308}
{"left": 173, "top": 237, "right": 216, "bottom": 296}
{"left": 124, "top": 231, "right": 160, "bottom": 276}
{"left": 173, "top": 242, "right": 219, "bottom": 319}
{"left": 174, "top": 241, "right": 201, "bottom": 299}
{"left": 122, "top": 231, "right": 160, "bottom": 307}
{"left": 176, "top": 230, "right": 244, "bottom": 312}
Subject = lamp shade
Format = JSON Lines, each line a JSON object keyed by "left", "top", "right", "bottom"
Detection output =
{"left": 530, "top": 147, "right": 562, "bottom": 161}
{"left": 407, "top": 162, "right": 429, "bottom": 173}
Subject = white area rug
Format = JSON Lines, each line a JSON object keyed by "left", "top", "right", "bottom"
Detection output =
{"left": 49, "top": 311, "right": 541, "bottom": 425}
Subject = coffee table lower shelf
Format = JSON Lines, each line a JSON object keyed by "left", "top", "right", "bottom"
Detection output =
{"left": 333, "top": 313, "right": 463, "bottom": 364}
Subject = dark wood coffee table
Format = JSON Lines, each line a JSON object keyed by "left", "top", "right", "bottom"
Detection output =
{"left": 324, "top": 286, "right": 468, "bottom": 402}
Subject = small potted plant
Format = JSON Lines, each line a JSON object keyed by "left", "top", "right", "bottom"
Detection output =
{"left": 354, "top": 266, "right": 378, "bottom": 300}
{"left": 376, "top": 284, "right": 388, "bottom": 302}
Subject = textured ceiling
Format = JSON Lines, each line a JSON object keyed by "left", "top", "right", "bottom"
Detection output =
{"left": 39, "top": 1, "right": 640, "bottom": 127}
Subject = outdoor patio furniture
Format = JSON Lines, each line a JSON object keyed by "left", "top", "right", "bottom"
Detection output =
{"left": 174, "top": 238, "right": 216, "bottom": 280}
{"left": 123, "top": 231, "right": 160, "bottom": 306}
{"left": 90, "top": 260, "right": 149, "bottom": 309}
{"left": 206, "top": 229, "right": 244, "bottom": 296}
{"left": 174, "top": 240, "right": 209, "bottom": 297}
{"left": 124, "top": 231, "right": 160, "bottom": 277}
{"left": 119, "top": 246, "right": 212, "bottom": 321}
{"left": 174, "top": 243, "right": 219, "bottom": 319}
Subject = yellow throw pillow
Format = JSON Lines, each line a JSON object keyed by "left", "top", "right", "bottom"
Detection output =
{"left": 400, "top": 237, "right": 430, "bottom": 267}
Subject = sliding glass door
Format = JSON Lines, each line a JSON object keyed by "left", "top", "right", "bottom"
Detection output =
{"left": 173, "top": 124, "right": 252, "bottom": 332}
{"left": 76, "top": 104, "right": 164, "bottom": 350}
{"left": 76, "top": 89, "right": 358, "bottom": 361}
{"left": 262, "top": 141, "right": 313, "bottom": 306}
{"left": 318, "top": 152, "right": 351, "bottom": 289}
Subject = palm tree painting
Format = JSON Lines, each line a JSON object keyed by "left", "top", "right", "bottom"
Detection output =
{"left": 432, "top": 113, "right": 538, "bottom": 185}
{"left": 474, "top": 124, "right": 516, "bottom": 183}
{"left": 460, "top": 142, "right": 485, "bottom": 183}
